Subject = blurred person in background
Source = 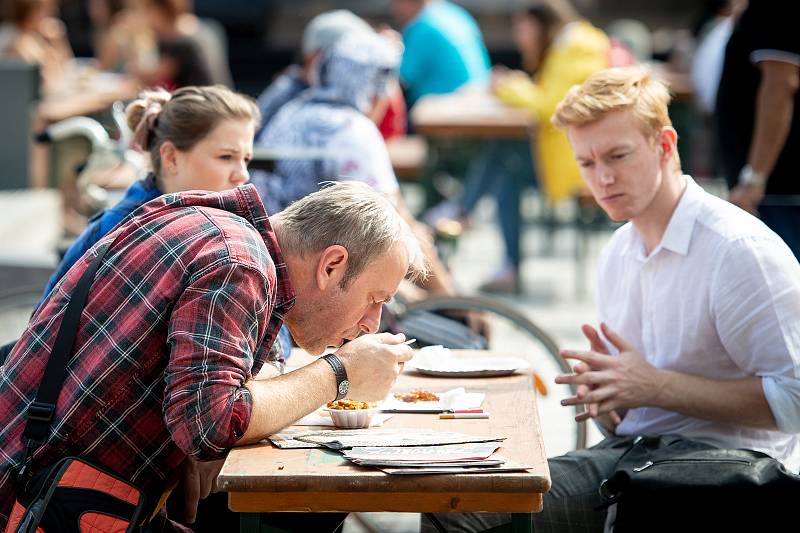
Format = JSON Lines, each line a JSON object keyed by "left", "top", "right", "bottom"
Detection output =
{"left": 390, "top": 0, "right": 490, "bottom": 107}
{"left": 255, "top": 9, "right": 406, "bottom": 139}
{"left": 0, "top": 0, "right": 72, "bottom": 92}
{"left": 716, "top": 0, "right": 800, "bottom": 259}
{"left": 87, "top": 0, "right": 158, "bottom": 74}
{"left": 38, "top": 85, "right": 259, "bottom": 308}
{"left": 688, "top": 0, "right": 745, "bottom": 180}
{"left": 256, "top": 9, "right": 371, "bottom": 128}
{"left": 690, "top": 0, "right": 744, "bottom": 116}
{"left": 0, "top": 0, "right": 73, "bottom": 190}
{"left": 491, "top": 0, "right": 617, "bottom": 207}
{"left": 427, "top": 0, "right": 615, "bottom": 292}
{"left": 253, "top": 30, "right": 455, "bottom": 300}
{"left": 135, "top": 0, "right": 213, "bottom": 88}
{"left": 171, "top": 0, "right": 232, "bottom": 87}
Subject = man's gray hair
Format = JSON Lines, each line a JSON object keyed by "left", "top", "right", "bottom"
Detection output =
{"left": 271, "top": 181, "right": 429, "bottom": 287}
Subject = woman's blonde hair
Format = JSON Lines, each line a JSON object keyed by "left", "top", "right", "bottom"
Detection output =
{"left": 126, "top": 85, "right": 260, "bottom": 177}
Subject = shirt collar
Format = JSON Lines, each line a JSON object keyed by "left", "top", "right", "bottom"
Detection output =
{"left": 620, "top": 175, "right": 700, "bottom": 259}
{"left": 235, "top": 185, "right": 296, "bottom": 312}
{"left": 658, "top": 175, "right": 700, "bottom": 256}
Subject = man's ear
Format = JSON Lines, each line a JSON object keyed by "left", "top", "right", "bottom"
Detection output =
{"left": 159, "top": 141, "right": 179, "bottom": 175}
{"left": 657, "top": 127, "right": 678, "bottom": 162}
{"left": 315, "top": 245, "right": 349, "bottom": 290}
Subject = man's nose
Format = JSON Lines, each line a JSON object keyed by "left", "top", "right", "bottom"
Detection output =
{"left": 359, "top": 304, "right": 383, "bottom": 334}
{"left": 596, "top": 162, "right": 615, "bottom": 186}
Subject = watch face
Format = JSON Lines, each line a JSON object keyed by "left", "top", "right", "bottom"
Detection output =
{"left": 338, "top": 380, "right": 350, "bottom": 396}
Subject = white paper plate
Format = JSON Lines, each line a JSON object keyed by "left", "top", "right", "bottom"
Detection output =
{"left": 407, "top": 357, "right": 530, "bottom": 378}
{"left": 381, "top": 388, "right": 484, "bottom": 412}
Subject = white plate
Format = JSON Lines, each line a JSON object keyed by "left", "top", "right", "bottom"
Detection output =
{"left": 381, "top": 388, "right": 485, "bottom": 412}
{"left": 407, "top": 357, "right": 530, "bottom": 378}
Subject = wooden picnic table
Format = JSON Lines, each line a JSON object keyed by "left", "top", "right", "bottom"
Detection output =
{"left": 250, "top": 135, "right": 429, "bottom": 183}
{"left": 386, "top": 135, "right": 428, "bottom": 181}
{"left": 219, "top": 349, "right": 551, "bottom": 533}
{"left": 410, "top": 90, "right": 534, "bottom": 140}
{"left": 406, "top": 89, "right": 535, "bottom": 211}
{"left": 38, "top": 70, "right": 139, "bottom": 124}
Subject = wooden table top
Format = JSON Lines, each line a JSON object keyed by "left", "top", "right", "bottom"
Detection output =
{"left": 219, "top": 350, "right": 551, "bottom": 514}
{"left": 410, "top": 91, "right": 534, "bottom": 140}
{"left": 251, "top": 136, "right": 428, "bottom": 181}
{"left": 39, "top": 72, "right": 139, "bottom": 123}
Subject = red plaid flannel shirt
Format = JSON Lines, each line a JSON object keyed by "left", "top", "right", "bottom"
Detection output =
{"left": 0, "top": 185, "right": 294, "bottom": 524}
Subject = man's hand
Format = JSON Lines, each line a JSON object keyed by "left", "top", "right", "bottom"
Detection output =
{"left": 556, "top": 323, "right": 661, "bottom": 420}
{"left": 335, "top": 333, "right": 414, "bottom": 401}
{"left": 182, "top": 456, "right": 226, "bottom": 524}
{"left": 729, "top": 184, "right": 765, "bottom": 215}
{"left": 574, "top": 325, "right": 621, "bottom": 424}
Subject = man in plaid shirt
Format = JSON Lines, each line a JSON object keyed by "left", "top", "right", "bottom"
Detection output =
{"left": 0, "top": 181, "right": 424, "bottom": 530}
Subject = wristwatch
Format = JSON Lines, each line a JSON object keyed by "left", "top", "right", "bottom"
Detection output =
{"left": 322, "top": 353, "right": 350, "bottom": 401}
{"left": 738, "top": 165, "right": 767, "bottom": 188}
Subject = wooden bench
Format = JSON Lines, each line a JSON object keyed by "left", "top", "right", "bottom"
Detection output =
{"left": 250, "top": 137, "right": 428, "bottom": 183}
{"left": 387, "top": 135, "right": 428, "bottom": 182}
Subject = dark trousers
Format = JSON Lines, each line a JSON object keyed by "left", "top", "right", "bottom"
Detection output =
{"left": 760, "top": 203, "right": 800, "bottom": 261}
{"left": 460, "top": 140, "right": 537, "bottom": 268}
{"left": 421, "top": 436, "right": 729, "bottom": 533}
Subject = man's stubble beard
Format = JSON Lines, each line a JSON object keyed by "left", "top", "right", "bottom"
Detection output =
{"left": 284, "top": 287, "right": 343, "bottom": 355}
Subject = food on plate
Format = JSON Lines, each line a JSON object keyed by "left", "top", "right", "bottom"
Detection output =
{"left": 326, "top": 399, "right": 376, "bottom": 410}
{"left": 394, "top": 389, "right": 440, "bottom": 403}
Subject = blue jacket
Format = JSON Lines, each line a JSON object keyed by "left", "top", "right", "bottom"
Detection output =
{"left": 40, "top": 176, "right": 162, "bottom": 306}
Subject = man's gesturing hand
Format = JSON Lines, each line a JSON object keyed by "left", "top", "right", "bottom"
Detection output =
{"left": 556, "top": 323, "right": 661, "bottom": 420}
{"left": 335, "top": 333, "right": 413, "bottom": 401}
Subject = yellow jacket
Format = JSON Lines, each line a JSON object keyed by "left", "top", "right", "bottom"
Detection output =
{"left": 495, "top": 21, "right": 609, "bottom": 202}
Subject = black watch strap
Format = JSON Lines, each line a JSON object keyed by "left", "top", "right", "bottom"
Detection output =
{"left": 322, "top": 353, "right": 349, "bottom": 401}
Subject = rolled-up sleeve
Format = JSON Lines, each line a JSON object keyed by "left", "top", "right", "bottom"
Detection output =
{"left": 763, "top": 376, "right": 800, "bottom": 433}
{"left": 714, "top": 236, "right": 800, "bottom": 433}
{"left": 163, "top": 261, "right": 271, "bottom": 460}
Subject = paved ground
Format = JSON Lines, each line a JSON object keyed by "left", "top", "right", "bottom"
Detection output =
{"left": 0, "top": 187, "right": 612, "bottom": 532}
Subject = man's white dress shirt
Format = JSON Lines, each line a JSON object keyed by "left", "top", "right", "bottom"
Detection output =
{"left": 597, "top": 176, "right": 800, "bottom": 471}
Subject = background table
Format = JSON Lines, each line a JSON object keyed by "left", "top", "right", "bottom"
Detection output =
{"left": 411, "top": 91, "right": 534, "bottom": 140}
{"left": 38, "top": 70, "right": 139, "bottom": 124}
{"left": 407, "top": 90, "right": 535, "bottom": 213}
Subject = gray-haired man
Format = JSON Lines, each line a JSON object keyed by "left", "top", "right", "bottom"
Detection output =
{"left": 0, "top": 181, "right": 425, "bottom": 531}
